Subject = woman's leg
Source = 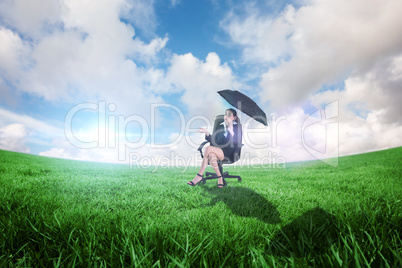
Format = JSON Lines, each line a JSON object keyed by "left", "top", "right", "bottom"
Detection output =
{"left": 187, "top": 153, "right": 209, "bottom": 185}
{"left": 206, "top": 147, "right": 225, "bottom": 187}
{"left": 208, "top": 152, "right": 225, "bottom": 187}
{"left": 188, "top": 146, "right": 224, "bottom": 185}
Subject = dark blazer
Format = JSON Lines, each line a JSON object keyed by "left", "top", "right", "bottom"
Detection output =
{"left": 205, "top": 120, "right": 242, "bottom": 161}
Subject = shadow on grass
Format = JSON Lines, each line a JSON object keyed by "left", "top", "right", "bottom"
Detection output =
{"left": 269, "top": 207, "right": 339, "bottom": 258}
{"left": 201, "top": 186, "right": 282, "bottom": 224}
{"left": 200, "top": 185, "right": 339, "bottom": 258}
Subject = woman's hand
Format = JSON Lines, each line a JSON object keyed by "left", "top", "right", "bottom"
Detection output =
{"left": 197, "top": 128, "right": 210, "bottom": 136}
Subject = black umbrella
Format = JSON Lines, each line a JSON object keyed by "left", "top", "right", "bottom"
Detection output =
{"left": 218, "top": 89, "right": 268, "bottom": 126}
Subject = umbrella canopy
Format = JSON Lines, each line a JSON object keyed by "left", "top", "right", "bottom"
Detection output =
{"left": 218, "top": 89, "right": 268, "bottom": 126}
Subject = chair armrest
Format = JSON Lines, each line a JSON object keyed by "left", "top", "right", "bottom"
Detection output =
{"left": 198, "top": 141, "right": 209, "bottom": 158}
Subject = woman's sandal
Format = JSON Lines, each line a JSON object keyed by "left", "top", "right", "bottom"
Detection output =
{"left": 217, "top": 175, "right": 226, "bottom": 188}
{"left": 188, "top": 173, "right": 203, "bottom": 186}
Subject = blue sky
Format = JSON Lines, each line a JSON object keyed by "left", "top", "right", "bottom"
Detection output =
{"left": 0, "top": 0, "right": 401, "bottom": 166}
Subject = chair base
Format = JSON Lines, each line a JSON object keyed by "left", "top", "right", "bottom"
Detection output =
{"left": 202, "top": 171, "right": 242, "bottom": 184}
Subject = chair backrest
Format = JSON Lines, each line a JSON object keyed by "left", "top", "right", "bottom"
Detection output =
{"left": 211, "top": 114, "right": 243, "bottom": 164}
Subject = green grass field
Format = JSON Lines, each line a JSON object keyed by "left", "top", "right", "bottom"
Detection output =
{"left": 1, "top": 147, "right": 401, "bottom": 267}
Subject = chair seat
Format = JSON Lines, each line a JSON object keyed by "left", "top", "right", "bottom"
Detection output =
{"left": 221, "top": 158, "right": 234, "bottom": 164}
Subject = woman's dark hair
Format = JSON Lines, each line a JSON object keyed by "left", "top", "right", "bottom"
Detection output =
{"left": 226, "top": 108, "right": 240, "bottom": 123}
{"left": 226, "top": 108, "right": 237, "bottom": 117}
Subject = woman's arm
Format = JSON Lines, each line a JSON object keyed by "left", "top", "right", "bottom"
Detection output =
{"left": 197, "top": 128, "right": 211, "bottom": 142}
{"left": 197, "top": 128, "right": 210, "bottom": 135}
{"left": 211, "top": 128, "right": 231, "bottom": 147}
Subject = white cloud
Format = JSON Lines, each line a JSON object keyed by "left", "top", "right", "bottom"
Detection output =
{"left": 0, "top": 123, "right": 30, "bottom": 153}
{"left": 0, "top": 108, "right": 63, "bottom": 136}
{"left": 0, "top": 27, "right": 26, "bottom": 72}
{"left": 166, "top": 52, "right": 241, "bottom": 118}
{"left": 120, "top": 0, "right": 157, "bottom": 37}
{"left": 2, "top": 0, "right": 398, "bottom": 166}
{"left": 310, "top": 55, "right": 402, "bottom": 155}
{"left": 222, "top": 0, "right": 402, "bottom": 107}
{"left": 0, "top": 0, "right": 249, "bottom": 164}
{"left": 221, "top": 4, "right": 295, "bottom": 64}
{"left": 39, "top": 147, "right": 72, "bottom": 160}
{"left": 0, "top": 0, "right": 168, "bottom": 119}
{"left": 39, "top": 140, "right": 123, "bottom": 163}
{"left": 32, "top": 46, "right": 256, "bottom": 166}
{"left": 0, "top": 0, "right": 63, "bottom": 38}
{"left": 0, "top": 107, "right": 65, "bottom": 155}
{"left": 219, "top": 0, "right": 402, "bottom": 159}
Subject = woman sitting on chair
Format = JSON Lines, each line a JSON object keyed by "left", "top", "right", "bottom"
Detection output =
{"left": 187, "top": 108, "right": 240, "bottom": 188}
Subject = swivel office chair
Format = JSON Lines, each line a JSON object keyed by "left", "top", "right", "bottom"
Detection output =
{"left": 197, "top": 115, "right": 243, "bottom": 185}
